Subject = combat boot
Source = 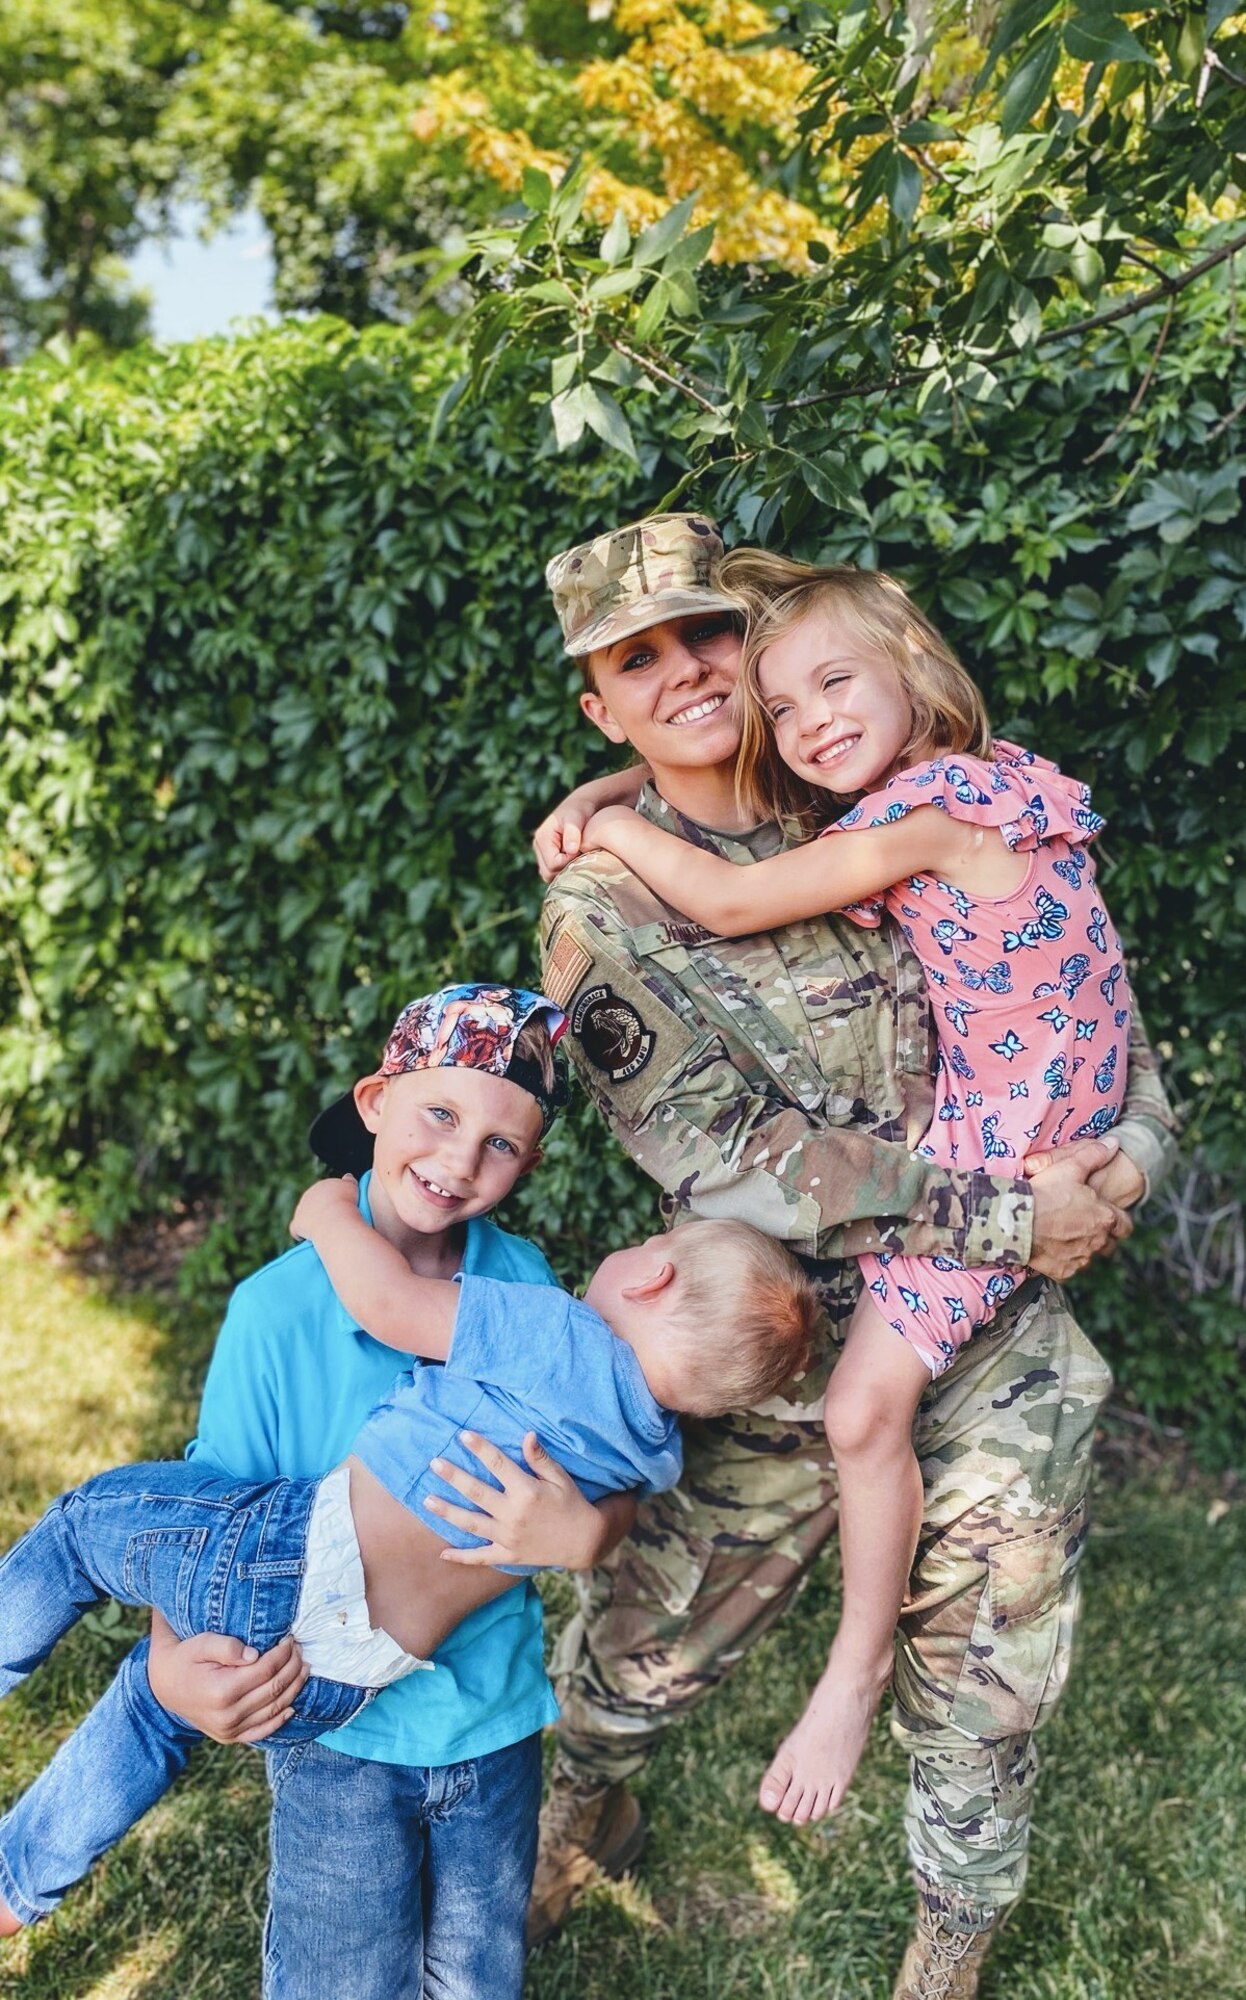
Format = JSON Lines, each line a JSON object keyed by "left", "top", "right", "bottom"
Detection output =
{"left": 526, "top": 1760, "right": 647, "bottom": 1949}
{"left": 892, "top": 1895, "right": 998, "bottom": 1999}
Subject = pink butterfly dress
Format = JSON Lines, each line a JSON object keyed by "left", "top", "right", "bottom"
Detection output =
{"left": 823, "top": 739, "right": 1132, "bottom": 1374}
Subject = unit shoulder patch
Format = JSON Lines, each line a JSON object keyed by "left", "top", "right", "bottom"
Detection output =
{"left": 572, "top": 983, "right": 655, "bottom": 1084}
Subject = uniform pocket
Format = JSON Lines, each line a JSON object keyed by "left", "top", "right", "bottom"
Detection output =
{"left": 949, "top": 1496, "right": 1088, "bottom": 1742}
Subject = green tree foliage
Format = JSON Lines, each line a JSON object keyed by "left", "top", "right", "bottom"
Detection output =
{"left": 450, "top": 0, "right": 1246, "bottom": 526}
{"left": 1, "top": 294, "right": 1242, "bottom": 1458}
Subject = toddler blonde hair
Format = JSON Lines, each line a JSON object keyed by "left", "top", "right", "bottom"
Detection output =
{"left": 663, "top": 1219, "right": 823, "bottom": 1416}
{"left": 717, "top": 550, "right": 992, "bottom": 825}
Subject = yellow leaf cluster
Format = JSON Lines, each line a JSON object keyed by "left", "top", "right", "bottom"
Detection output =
{"left": 413, "top": 0, "right": 839, "bottom": 270}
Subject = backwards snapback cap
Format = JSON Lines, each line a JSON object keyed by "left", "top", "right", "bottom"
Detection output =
{"left": 309, "top": 984, "right": 569, "bottom": 1178}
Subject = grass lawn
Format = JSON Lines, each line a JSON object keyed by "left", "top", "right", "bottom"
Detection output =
{"left": 0, "top": 1227, "right": 1242, "bottom": 2000}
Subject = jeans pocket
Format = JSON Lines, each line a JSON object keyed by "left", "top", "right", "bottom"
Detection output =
{"left": 265, "top": 1739, "right": 314, "bottom": 1795}
{"left": 949, "top": 1496, "right": 1089, "bottom": 1742}
{"left": 123, "top": 1527, "right": 210, "bottom": 1631}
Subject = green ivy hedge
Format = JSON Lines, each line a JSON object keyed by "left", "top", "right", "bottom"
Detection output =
{"left": 1, "top": 285, "right": 1242, "bottom": 1461}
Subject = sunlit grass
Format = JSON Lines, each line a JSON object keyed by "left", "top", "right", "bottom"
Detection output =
{"left": 0, "top": 1228, "right": 1242, "bottom": 1999}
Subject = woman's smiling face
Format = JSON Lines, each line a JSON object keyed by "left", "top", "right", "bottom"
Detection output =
{"left": 581, "top": 612, "right": 744, "bottom": 779}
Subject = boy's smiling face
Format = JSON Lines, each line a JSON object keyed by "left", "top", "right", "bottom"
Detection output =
{"left": 354, "top": 1067, "right": 543, "bottom": 1250}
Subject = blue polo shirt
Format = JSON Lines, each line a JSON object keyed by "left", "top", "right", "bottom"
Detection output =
{"left": 186, "top": 1175, "right": 560, "bottom": 1766}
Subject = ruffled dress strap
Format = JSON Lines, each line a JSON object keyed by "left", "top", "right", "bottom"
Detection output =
{"left": 820, "top": 740, "right": 1105, "bottom": 927}
{"left": 827, "top": 740, "right": 1105, "bottom": 852}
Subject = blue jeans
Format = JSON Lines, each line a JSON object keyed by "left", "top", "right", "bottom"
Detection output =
{"left": 263, "top": 1733, "right": 542, "bottom": 2000}
{"left": 0, "top": 1460, "right": 370, "bottom": 1920}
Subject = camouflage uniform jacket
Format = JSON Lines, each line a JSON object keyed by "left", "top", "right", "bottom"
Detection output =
{"left": 541, "top": 786, "right": 1179, "bottom": 1386}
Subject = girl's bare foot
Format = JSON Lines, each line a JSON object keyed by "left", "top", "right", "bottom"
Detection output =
{"left": 0, "top": 1895, "right": 22, "bottom": 1937}
{"left": 758, "top": 1652, "right": 891, "bottom": 1824}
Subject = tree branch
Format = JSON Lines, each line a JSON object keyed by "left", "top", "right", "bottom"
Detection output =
{"left": 1083, "top": 294, "right": 1175, "bottom": 465}
{"left": 602, "top": 334, "right": 723, "bottom": 415}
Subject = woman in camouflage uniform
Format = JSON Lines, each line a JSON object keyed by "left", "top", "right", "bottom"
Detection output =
{"left": 531, "top": 513, "right": 1178, "bottom": 1998}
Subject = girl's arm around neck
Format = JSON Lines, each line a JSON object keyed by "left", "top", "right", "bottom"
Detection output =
{"left": 289, "top": 1178, "right": 456, "bottom": 1359}
{"left": 583, "top": 802, "right": 958, "bottom": 936}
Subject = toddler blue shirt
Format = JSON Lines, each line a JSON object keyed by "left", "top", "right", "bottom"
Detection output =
{"left": 354, "top": 1277, "right": 684, "bottom": 1571}
{"left": 187, "top": 1176, "right": 560, "bottom": 1767}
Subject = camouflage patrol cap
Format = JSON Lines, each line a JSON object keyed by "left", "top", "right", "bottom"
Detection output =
{"left": 545, "top": 512, "right": 739, "bottom": 658}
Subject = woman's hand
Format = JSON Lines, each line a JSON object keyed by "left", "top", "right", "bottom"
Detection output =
{"left": 291, "top": 1173, "right": 359, "bottom": 1243}
{"left": 424, "top": 1431, "right": 634, "bottom": 1571}
{"left": 531, "top": 767, "right": 649, "bottom": 883}
{"left": 147, "top": 1610, "right": 309, "bottom": 1744}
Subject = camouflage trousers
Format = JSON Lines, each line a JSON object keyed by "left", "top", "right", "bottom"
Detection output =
{"left": 551, "top": 1279, "right": 1112, "bottom": 1917}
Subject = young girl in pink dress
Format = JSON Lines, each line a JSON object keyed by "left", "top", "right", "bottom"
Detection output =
{"left": 577, "top": 551, "right": 1138, "bottom": 1826}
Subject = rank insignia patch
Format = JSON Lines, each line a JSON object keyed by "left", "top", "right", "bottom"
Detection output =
{"left": 572, "top": 984, "right": 655, "bottom": 1083}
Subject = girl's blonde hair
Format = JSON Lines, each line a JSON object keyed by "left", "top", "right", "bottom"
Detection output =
{"left": 717, "top": 550, "right": 992, "bottom": 826}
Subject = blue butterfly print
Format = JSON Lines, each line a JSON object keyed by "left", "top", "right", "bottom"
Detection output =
{"left": 926, "top": 966, "right": 948, "bottom": 987}
{"left": 984, "top": 1272, "right": 1016, "bottom": 1305}
{"left": 870, "top": 801, "right": 912, "bottom": 826}
{"left": 945, "top": 1296, "right": 970, "bottom": 1325}
{"left": 956, "top": 957, "right": 1012, "bottom": 994}
{"left": 950, "top": 1045, "right": 976, "bottom": 1080}
{"left": 1032, "top": 952, "right": 1091, "bottom": 1002}
{"left": 876, "top": 1252, "right": 893, "bottom": 1267}
{"left": 944, "top": 998, "right": 979, "bottom": 1037}
{"left": 1050, "top": 1107, "right": 1077, "bottom": 1145}
{"left": 1038, "top": 1004, "right": 1071, "bottom": 1033}
{"left": 932, "top": 1255, "right": 964, "bottom": 1273}
{"left": 918, "top": 1142, "right": 937, "bottom": 1158}
{"left": 989, "top": 765, "right": 1011, "bottom": 793}
{"left": 939, "top": 1098, "right": 966, "bottom": 1122}
{"left": 869, "top": 1275, "right": 889, "bottom": 1300}
{"left": 899, "top": 1284, "right": 930, "bottom": 1315}
{"left": 838, "top": 805, "right": 864, "bottom": 827}
{"left": 1074, "top": 806, "right": 1107, "bottom": 836}
{"left": 966, "top": 1090, "right": 984, "bottom": 1107}
{"left": 1114, "top": 1007, "right": 1129, "bottom": 1029}
{"left": 943, "top": 763, "right": 993, "bottom": 806}
{"left": 937, "top": 880, "right": 974, "bottom": 919}
{"left": 989, "top": 1029, "right": 1026, "bottom": 1062}
{"left": 1052, "top": 849, "right": 1087, "bottom": 888}
{"left": 910, "top": 767, "right": 941, "bottom": 789}
{"left": 981, "top": 1112, "right": 1015, "bottom": 1159}
{"left": 1020, "top": 793, "right": 1049, "bottom": 838}
{"left": 1004, "top": 887, "right": 1069, "bottom": 953}
{"left": 1009, "top": 1080, "right": 1030, "bottom": 1099}
{"left": 1044, "top": 1055, "right": 1072, "bottom": 1100}
{"left": 905, "top": 876, "right": 926, "bottom": 894}
{"left": 900, "top": 903, "right": 921, "bottom": 921}
{"left": 1100, "top": 961, "right": 1123, "bottom": 1005}
{"left": 1086, "top": 906, "right": 1108, "bottom": 953}
{"left": 1075, "top": 1018, "right": 1097, "bottom": 1041}
{"left": 1072, "top": 1105, "right": 1120, "bottom": 1141}
{"left": 1094, "top": 1045, "right": 1118, "bottom": 1094}
{"left": 1025, "top": 1122, "right": 1042, "bottom": 1141}
{"left": 932, "top": 919, "right": 977, "bottom": 954}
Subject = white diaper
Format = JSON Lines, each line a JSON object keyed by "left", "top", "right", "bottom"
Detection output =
{"left": 290, "top": 1463, "right": 433, "bottom": 1689}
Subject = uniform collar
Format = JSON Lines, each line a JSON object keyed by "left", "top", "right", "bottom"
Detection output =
{"left": 637, "top": 780, "right": 788, "bottom": 863}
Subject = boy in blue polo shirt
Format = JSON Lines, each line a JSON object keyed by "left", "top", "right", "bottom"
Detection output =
{"left": 0, "top": 985, "right": 625, "bottom": 2000}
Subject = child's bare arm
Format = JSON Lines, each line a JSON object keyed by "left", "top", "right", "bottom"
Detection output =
{"left": 581, "top": 803, "right": 954, "bottom": 936}
{"left": 532, "top": 764, "right": 649, "bottom": 882}
{"left": 290, "top": 1177, "right": 456, "bottom": 1360}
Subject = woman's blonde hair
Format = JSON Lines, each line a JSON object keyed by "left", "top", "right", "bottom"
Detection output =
{"left": 717, "top": 550, "right": 992, "bottom": 826}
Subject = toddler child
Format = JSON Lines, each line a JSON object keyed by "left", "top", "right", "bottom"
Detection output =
{"left": 575, "top": 552, "right": 1139, "bottom": 1825}
{"left": 0, "top": 982, "right": 817, "bottom": 1926}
